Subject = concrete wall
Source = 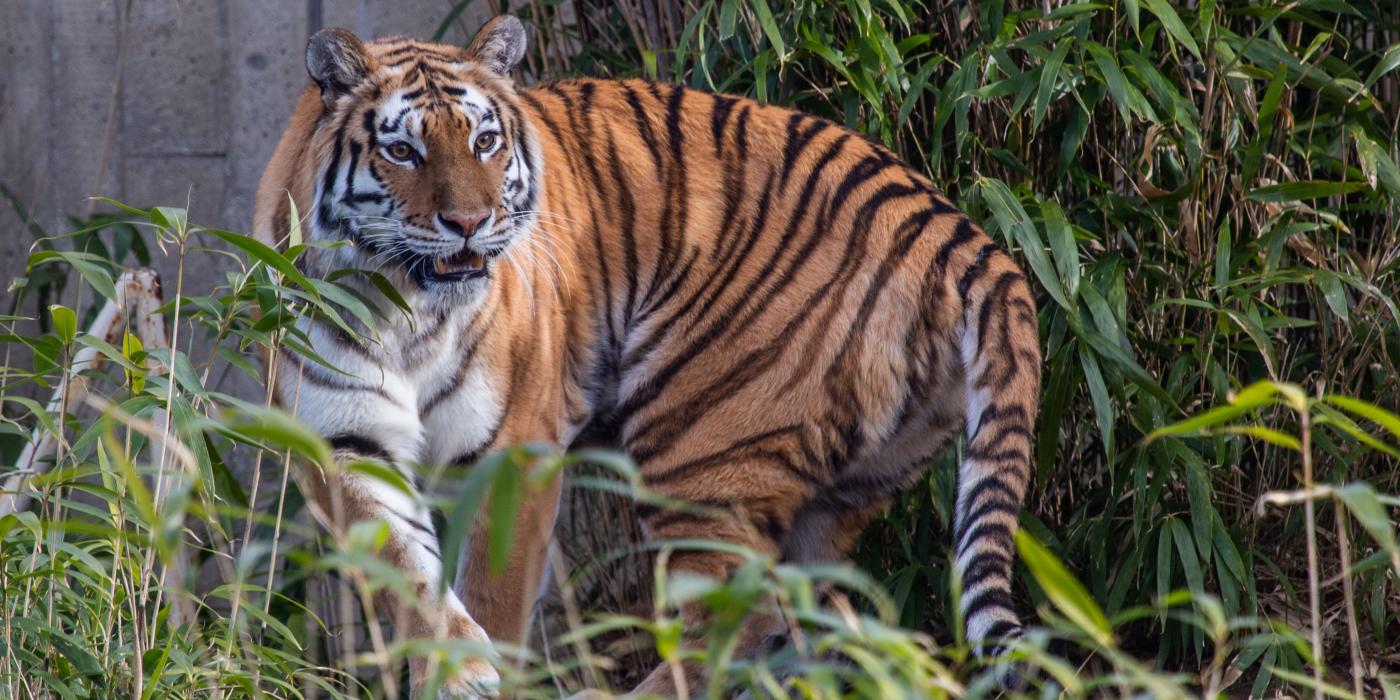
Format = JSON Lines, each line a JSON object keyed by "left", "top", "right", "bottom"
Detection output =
{"left": 0, "top": 0, "right": 495, "bottom": 392}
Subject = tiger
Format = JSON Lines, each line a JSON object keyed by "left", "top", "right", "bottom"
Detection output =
{"left": 252, "top": 15, "right": 1040, "bottom": 698}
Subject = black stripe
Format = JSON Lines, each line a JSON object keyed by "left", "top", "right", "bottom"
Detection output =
{"left": 420, "top": 322, "right": 488, "bottom": 416}
{"left": 970, "top": 402, "right": 1030, "bottom": 443}
{"left": 688, "top": 167, "right": 775, "bottom": 327}
{"left": 621, "top": 133, "right": 922, "bottom": 445}
{"left": 935, "top": 218, "right": 978, "bottom": 271}
{"left": 829, "top": 206, "right": 935, "bottom": 358}
{"left": 316, "top": 127, "right": 346, "bottom": 229}
{"left": 711, "top": 93, "right": 739, "bottom": 158}
{"left": 600, "top": 119, "right": 641, "bottom": 329}
{"left": 962, "top": 587, "right": 1014, "bottom": 621}
{"left": 505, "top": 101, "right": 539, "bottom": 216}
{"left": 328, "top": 434, "right": 392, "bottom": 461}
{"left": 448, "top": 449, "right": 485, "bottom": 468}
{"left": 723, "top": 135, "right": 852, "bottom": 329}
{"left": 381, "top": 43, "right": 461, "bottom": 62}
{"left": 632, "top": 246, "right": 699, "bottom": 330}
{"left": 963, "top": 447, "right": 1029, "bottom": 466}
{"left": 958, "top": 499, "right": 1020, "bottom": 542}
{"left": 642, "top": 83, "right": 690, "bottom": 312}
{"left": 780, "top": 114, "right": 829, "bottom": 189}
{"left": 641, "top": 425, "right": 807, "bottom": 485}
{"left": 811, "top": 205, "right": 936, "bottom": 435}
{"left": 386, "top": 505, "right": 437, "bottom": 539}
{"left": 643, "top": 508, "right": 722, "bottom": 535}
{"left": 957, "top": 476, "right": 1020, "bottom": 527}
{"left": 824, "top": 155, "right": 896, "bottom": 227}
{"left": 628, "top": 180, "right": 926, "bottom": 442}
{"left": 523, "top": 90, "right": 585, "bottom": 184}
{"left": 966, "top": 424, "right": 1033, "bottom": 458}
{"left": 380, "top": 107, "right": 409, "bottom": 134}
{"left": 621, "top": 81, "right": 664, "bottom": 171}
{"left": 709, "top": 105, "right": 752, "bottom": 264}
{"left": 981, "top": 619, "right": 1022, "bottom": 641}
{"left": 956, "top": 244, "right": 999, "bottom": 298}
{"left": 289, "top": 359, "right": 404, "bottom": 409}
{"left": 956, "top": 521, "right": 1013, "bottom": 558}
{"left": 816, "top": 469, "right": 908, "bottom": 508}
{"left": 976, "top": 271, "right": 1026, "bottom": 347}
{"left": 961, "top": 550, "right": 1013, "bottom": 589}
{"left": 548, "top": 86, "right": 620, "bottom": 350}
{"left": 619, "top": 165, "right": 771, "bottom": 374}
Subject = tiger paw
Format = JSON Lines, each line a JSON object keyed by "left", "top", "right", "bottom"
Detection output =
{"left": 410, "top": 655, "right": 500, "bottom": 699}
{"left": 564, "top": 690, "right": 613, "bottom": 700}
{"left": 435, "top": 664, "right": 500, "bottom": 699}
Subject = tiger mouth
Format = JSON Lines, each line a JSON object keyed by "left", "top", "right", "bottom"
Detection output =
{"left": 431, "top": 246, "right": 487, "bottom": 279}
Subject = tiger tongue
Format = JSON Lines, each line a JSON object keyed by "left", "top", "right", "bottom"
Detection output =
{"left": 435, "top": 248, "right": 486, "bottom": 275}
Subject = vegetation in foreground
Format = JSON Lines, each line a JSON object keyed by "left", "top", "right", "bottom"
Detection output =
{"left": 2, "top": 1, "right": 1399, "bottom": 697}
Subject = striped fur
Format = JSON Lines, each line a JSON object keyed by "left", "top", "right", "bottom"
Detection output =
{"left": 254, "top": 16, "right": 1040, "bottom": 696}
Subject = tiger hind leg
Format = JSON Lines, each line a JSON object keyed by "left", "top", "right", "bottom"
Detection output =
{"left": 629, "top": 487, "right": 806, "bottom": 697}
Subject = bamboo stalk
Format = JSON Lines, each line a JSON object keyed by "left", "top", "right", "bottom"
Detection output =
{"left": 1334, "top": 508, "right": 1364, "bottom": 700}
{"left": 1300, "top": 408, "right": 1324, "bottom": 700}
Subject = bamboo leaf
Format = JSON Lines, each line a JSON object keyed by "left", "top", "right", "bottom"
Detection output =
{"left": 28, "top": 251, "right": 118, "bottom": 303}
{"left": 488, "top": 449, "right": 524, "bottom": 574}
{"left": 1033, "top": 39, "right": 1072, "bottom": 129}
{"left": 1085, "top": 41, "right": 1132, "bottom": 122}
{"left": 1169, "top": 517, "right": 1203, "bottom": 594}
{"left": 1222, "top": 425, "right": 1301, "bottom": 451}
{"left": 1324, "top": 395, "right": 1400, "bottom": 442}
{"left": 747, "top": 0, "right": 785, "bottom": 57}
{"left": 202, "top": 227, "right": 318, "bottom": 293}
{"left": 439, "top": 450, "right": 505, "bottom": 593}
{"left": 1334, "top": 483, "right": 1399, "bottom": 573}
{"left": 48, "top": 305, "right": 76, "bottom": 346}
{"left": 1142, "top": 0, "right": 1201, "bottom": 58}
{"left": 1363, "top": 43, "right": 1400, "bottom": 89}
{"left": 1016, "top": 530, "right": 1114, "bottom": 645}
{"left": 1041, "top": 200, "right": 1079, "bottom": 298}
{"left": 1246, "top": 181, "right": 1369, "bottom": 202}
{"left": 1242, "top": 64, "right": 1287, "bottom": 188}
{"left": 977, "top": 177, "right": 1071, "bottom": 310}
{"left": 718, "top": 0, "right": 738, "bottom": 40}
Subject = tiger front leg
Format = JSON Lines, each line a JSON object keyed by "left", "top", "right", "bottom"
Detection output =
{"left": 302, "top": 457, "right": 500, "bottom": 698}
{"left": 454, "top": 441, "right": 565, "bottom": 654}
{"left": 277, "top": 352, "right": 499, "bottom": 698}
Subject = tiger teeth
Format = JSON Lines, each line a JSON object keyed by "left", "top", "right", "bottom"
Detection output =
{"left": 435, "top": 257, "right": 449, "bottom": 275}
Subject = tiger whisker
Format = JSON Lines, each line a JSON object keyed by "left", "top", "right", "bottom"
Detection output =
{"left": 511, "top": 240, "right": 561, "bottom": 303}
{"left": 504, "top": 252, "right": 536, "bottom": 315}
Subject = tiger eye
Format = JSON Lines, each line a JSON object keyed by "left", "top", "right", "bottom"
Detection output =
{"left": 474, "top": 133, "right": 497, "bottom": 152}
{"left": 385, "top": 141, "right": 414, "bottom": 161}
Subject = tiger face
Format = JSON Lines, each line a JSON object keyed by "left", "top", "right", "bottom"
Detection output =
{"left": 303, "top": 19, "right": 538, "bottom": 301}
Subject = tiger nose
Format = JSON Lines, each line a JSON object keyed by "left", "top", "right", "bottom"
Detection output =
{"left": 438, "top": 211, "right": 490, "bottom": 238}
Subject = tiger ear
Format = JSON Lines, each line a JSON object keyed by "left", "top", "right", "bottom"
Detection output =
{"left": 465, "top": 15, "right": 527, "bottom": 75}
{"left": 306, "top": 28, "right": 375, "bottom": 105}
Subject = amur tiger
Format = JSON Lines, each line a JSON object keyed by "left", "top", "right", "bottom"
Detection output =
{"left": 253, "top": 15, "right": 1041, "bottom": 698}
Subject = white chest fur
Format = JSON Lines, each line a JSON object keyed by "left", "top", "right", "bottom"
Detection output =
{"left": 281, "top": 311, "right": 505, "bottom": 470}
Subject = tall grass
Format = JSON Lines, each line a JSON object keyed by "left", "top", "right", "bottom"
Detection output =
{"left": 2, "top": 0, "right": 1398, "bottom": 697}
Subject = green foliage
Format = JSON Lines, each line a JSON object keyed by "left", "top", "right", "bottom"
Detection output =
{"left": 2, "top": 0, "right": 1398, "bottom": 697}
{"left": 517, "top": 0, "right": 1400, "bottom": 693}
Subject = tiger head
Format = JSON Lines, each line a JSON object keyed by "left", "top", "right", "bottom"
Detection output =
{"left": 295, "top": 17, "right": 539, "bottom": 301}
